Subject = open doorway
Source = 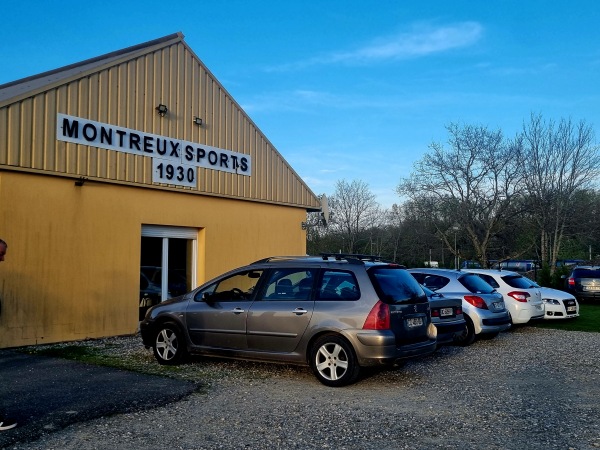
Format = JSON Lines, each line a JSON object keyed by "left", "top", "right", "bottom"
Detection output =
{"left": 139, "top": 226, "right": 197, "bottom": 320}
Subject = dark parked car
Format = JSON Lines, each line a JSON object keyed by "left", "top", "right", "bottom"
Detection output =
{"left": 140, "top": 254, "right": 437, "bottom": 387}
{"left": 564, "top": 266, "right": 600, "bottom": 302}
{"left": 421, "top": 285, "right": 467, "bottom": 345}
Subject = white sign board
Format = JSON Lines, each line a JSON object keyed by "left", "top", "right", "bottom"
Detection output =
{"left": 56, "top": 113, "right": 252, "bottom": 188}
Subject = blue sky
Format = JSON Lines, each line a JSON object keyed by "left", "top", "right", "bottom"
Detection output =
{"left": 2, "top": 1, "right": 600, "bottom": 207}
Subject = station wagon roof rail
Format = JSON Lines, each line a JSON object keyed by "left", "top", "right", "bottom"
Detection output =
{"left": 251, "top": 253, "right": 400, "bottom": 266}
{"left": 319, "top": 253, "right": 401, "bottom": 265}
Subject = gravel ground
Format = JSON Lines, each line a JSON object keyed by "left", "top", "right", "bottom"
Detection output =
{"left": 6, "top": 326, "right": 600, "bottom": 450}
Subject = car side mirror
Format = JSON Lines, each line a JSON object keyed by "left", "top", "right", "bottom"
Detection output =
{"left": 194, "top": 291, "right": 213, "bottom": 303}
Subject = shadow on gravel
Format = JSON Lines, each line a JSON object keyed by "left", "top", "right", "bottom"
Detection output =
{"left": 0, "top": 350, "right": 199, "bottom": 448}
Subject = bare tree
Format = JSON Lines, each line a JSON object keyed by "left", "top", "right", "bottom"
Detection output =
{"left": 328, "top": 180, "right": 379, "bottom": 254}
{"left": 305, "top": 210, "right": 326, "bottom": 255}
{"left": 517, "top": 113, "right": 600, "bottom": 271}
{"left": 397, "top": 123, "right": 522, "bottom": 266}
{"left": 385, "top": 204, "right": 404, "bottom": 262}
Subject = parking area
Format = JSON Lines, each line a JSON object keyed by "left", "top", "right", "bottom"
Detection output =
{"left": 3, "top": 326, "right": 600, "bottom": 450}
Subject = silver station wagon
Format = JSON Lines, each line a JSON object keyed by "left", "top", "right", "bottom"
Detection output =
{"left": 140, "top": 254, "right": 437, "bottom": 387}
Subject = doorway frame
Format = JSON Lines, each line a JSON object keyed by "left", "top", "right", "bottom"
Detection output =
{"left": 141, "top": 225, "right": 198, "bottom": 301}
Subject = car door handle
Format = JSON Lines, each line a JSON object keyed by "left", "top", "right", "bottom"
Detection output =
{"left": 231, "top": 307, "right": 245, "bottom": 314}
{"left": 292, "top": 308, "right": 308, "bottom": 315}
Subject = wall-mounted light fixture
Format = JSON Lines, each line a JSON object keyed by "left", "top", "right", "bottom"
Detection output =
{"left": 193, "top": 116, "right": 203, "bottom": 126}
{"left": 155, "top": 104, "right": 168, "bottom": 117}
{"left": 75, "top": 177, "right": 88, "bottom": 187}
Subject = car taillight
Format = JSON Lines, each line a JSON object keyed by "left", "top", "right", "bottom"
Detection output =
{"left": 431, "top": 309, "right": 440, "bottom": 317}
{"left": 568, "top": 278, "right": 575, "bottom": 286}
{"left": 464, "top": 295, "right": 488, "bottom": 309}
{"left": 508, "top": 291, "right": 530, "bottom": 303}
{"left": 363, "top": 300, "right": 390, "bottom": 330}
{"left": 456, "top": 306, "right": 462, "bottom": 315}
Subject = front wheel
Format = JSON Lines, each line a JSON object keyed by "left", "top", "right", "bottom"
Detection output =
{"left": 153, "top": 323, "right": 187, "bottom": 365}
{"left": 310, "top": 335, "right": 360, "bottom": 387}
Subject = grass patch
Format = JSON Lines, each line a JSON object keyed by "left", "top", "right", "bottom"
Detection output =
{"left": 23, "top": 344, "right": 147, "bottom": 372}
{"left": 534, "top": 303, "right": 600, "bottom": 332}
{"left": 19, "top": 337, "right": 281, "bottom": 385}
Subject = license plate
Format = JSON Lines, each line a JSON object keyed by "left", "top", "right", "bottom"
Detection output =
{"left": 493, "top": 302, "right": 503, "bottom": 310}
{"left": 406, "top": 317, "right": 423, "bottom": 327}
{"left": 567, "top": 306, "right": 577, "bottom": 312}
{"left": 583, "top": 286, "right": 600, "bottom": 291}
{"left": 440, "top": 307, "right": 453, "bottom": 317}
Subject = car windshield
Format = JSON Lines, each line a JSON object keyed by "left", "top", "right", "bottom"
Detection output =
{"left": 369, "top": 267, "right": 426, "bottom": 304}
{"left": 458, "top": 274, "right": 495, "bottom": 294}
{"left": 502, "top": 275, "right": 536, "bottom": 289}
{"left": 573, "top": 269, "right": 600, "bottom": 278}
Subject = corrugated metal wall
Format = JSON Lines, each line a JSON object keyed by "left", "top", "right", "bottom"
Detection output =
{"left": 0, "top": 40, "right": 320, "bottom": 209}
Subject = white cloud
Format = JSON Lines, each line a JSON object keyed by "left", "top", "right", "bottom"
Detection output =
{"left": 267, "top": 21, "right": 483, "bottom": 71}
{"left": 331, "top": 21, "right": 483, "bottom": 63}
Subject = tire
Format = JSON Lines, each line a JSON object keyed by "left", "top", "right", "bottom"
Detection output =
{"left": 454, "top": 314, "right": 475, "bottom": 346}
{"left": 309, "top": 334, "right": 360, "bottom": 387}
{"left": 153, "top": 322, "right": 187, "bottom": 365}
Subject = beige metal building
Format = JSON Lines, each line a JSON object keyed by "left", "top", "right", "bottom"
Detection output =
{"left": 0, "top": 32, "right": 321, "bottom": 348}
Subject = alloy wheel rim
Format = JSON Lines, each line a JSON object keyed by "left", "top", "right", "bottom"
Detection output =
{"left": 315, "top": 342, "right": 348, "bottom": 381}
{"left": 156, "top": 329, "right": 177, "bottom": 360}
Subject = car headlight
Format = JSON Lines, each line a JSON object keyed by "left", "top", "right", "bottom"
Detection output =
{"left": 542, "top": 298, "right": 560, "bottom": 305}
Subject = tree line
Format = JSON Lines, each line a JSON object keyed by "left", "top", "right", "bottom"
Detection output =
{"left": 305, "top": 113, "right": 600, "bottom": 283}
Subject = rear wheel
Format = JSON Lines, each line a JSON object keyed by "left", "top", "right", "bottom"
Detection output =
{"left": 454, "top": 314, "right": 475, "bottom": 346}
{"left": 153, "top": 323, "right": 187, "bottom": 365}
{"left": 310, "top": 335, "right": 360, "bottom": 387}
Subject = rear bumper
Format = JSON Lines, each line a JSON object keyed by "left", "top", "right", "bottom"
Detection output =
{"left": 571, "top": 290, "right": 600, "bottom": 301}
{"left": 511, "top": 304, "right": 545, "bottom": 324}
{"left": 434, "top": 320, "right": 467, "bottom": 344}
{"left": 352, "top": 330, "right": 437, "bottom": 366}
{"left": 476, "top": 312, "right": 511, "bottom": 334}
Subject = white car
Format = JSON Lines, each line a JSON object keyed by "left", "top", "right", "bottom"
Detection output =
{"left": 463, "top": 269, "right": 544, "bottom": 325}
{"left": 532, "top": 283, "right": 580, "bottom": 320}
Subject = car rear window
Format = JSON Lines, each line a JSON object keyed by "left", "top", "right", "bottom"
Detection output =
{"left": 369, "top": 267, "right": 427, "bottom": 304}
{"left": 502, "top": 275, "right": 535, "bottom": 289}
{"left": 573, "top": 269, "right": 600, "bottom": 278}
{"left": 458, "top": 274, "right": 496, "bottom": 294}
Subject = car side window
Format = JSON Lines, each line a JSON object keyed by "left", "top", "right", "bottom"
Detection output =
{"left": 262, "top": 269, "right": 316, "bottom": 301}
{"left": 421, "top": 275, "right": 448, "bottom": 291}
{"left": 409, "top": 272, "right": 426, "bottom": 284}
{"left": 318, "top": 270, "right": 360, "bottom": 301}
{"left": 194, "top": 270, "right": 263, "bottom": 302}
{"left": 478, "top": 274, "right": 500, "bottom": 289}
